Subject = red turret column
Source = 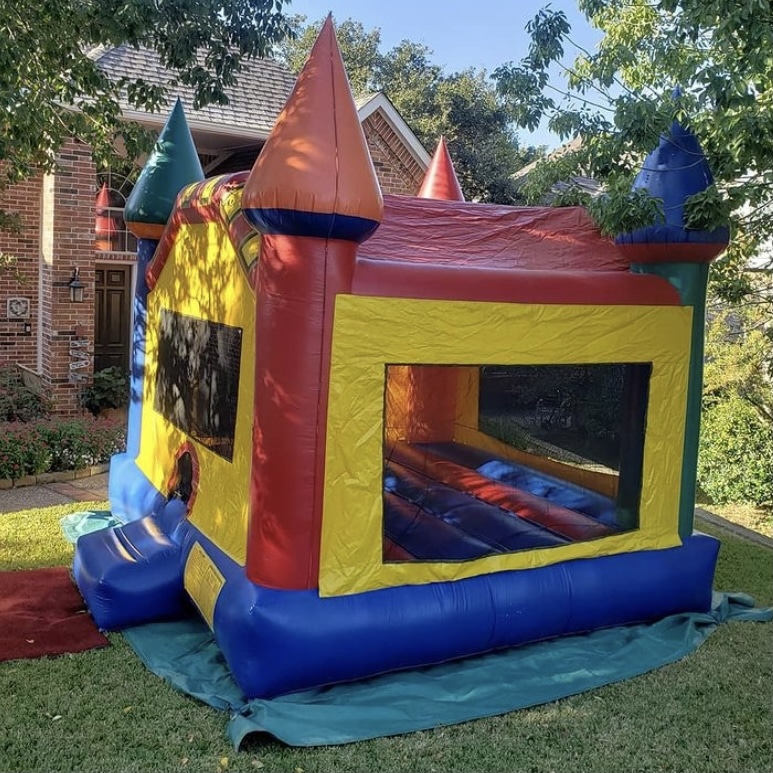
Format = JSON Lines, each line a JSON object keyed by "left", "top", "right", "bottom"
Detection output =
{"left": 242, "top": 17, "right": 383, "bottom": 590}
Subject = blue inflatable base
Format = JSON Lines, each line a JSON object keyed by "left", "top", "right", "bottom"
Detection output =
{"left": 74, "top": 517, "right": 718, "bottom": 699}
{"left": 204, "top": 529, "right": 719, "bottom": 698}
{"left": 74, "top": 454, "right": 720, "bottom": 700}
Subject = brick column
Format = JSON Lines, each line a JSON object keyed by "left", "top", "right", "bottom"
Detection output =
{"left": 39, "top": 139, "right": 97, "bottom": 415}
{"left": 362, "top": 113, "right": 426, "bottom": 194}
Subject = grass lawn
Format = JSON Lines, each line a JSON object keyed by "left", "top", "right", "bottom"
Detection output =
{"left": 700, "top": 501, "right": 773, "bottom": 539}
{"left": 0, "top": 502, "right": 771, "bottom": 773}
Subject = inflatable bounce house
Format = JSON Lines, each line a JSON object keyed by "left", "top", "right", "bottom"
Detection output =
{"left": 74, "top": 19, "right": 730, "bottom": 701}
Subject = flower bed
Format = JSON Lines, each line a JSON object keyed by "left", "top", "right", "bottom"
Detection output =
{"left": 0, "top": 417, "right": 126, "bottom": 482}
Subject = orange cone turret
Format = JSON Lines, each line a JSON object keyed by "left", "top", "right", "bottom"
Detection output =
{"left": 243, "top": 15, "right": 383, "bottom": 241}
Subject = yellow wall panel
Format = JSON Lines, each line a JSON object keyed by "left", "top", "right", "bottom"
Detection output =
{"left": 319, "top": 295, "right": 692, "bottom": 596}
{"left": 137, "top": 221, "right": 255, "bottom": 565}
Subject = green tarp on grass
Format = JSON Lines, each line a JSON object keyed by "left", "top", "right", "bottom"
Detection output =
{"left": 60, "top": 511, "right": 120, "bottom": 544}
{"left": 121, "top": 592, "right": 771, "bottom": 748}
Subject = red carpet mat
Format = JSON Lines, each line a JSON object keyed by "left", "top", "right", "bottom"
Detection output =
{"left": 0, "top": 567, "right": 109, "bottom": 662}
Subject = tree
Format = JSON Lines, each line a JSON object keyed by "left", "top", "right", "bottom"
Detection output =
{"left": 493, "top": 1, "right": 772, "bottom": 506}
{"left": 278, "top": 17, "right": 541, "bottom": 204}
{"left": 0, "top": 0, "right": 292, "bottom": 199}
{"left": 493, "top": 0, "right": 773, "bottom": 304}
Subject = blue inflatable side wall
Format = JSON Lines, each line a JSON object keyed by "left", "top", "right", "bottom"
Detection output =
{"left": 75, "top": 501, "right": 718, "bottom": 699}
{"left": 108, "top": 453, "right": 166, "bottom": 523}
{"left": 108, "top": 237, "right": 166, "bottom": 523}
{"left": 191, "top": 526, "right": 719, "bottom": 699}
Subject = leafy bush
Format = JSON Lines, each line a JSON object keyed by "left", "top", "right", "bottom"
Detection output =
{"left": 0, "top": 365, "right": 51, "bottom": 422}
{"left": 0, "top": 423, "right": 52, "bottom": 481}
{"left": 0, "top": 417, "right": 126, "bottom": 481}
{"left": 698, "top": 393, "right": 773, "bottom": 508}
{"left": 81, "top": 367, "right": 129, "bottom": 416}
{"left": 698, "top": 303, "right": 772, "bottom": 508}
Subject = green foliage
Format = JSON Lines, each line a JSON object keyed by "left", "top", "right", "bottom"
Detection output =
{"left": 494, "top": 0, "right": 773, "bottom": 301}
{"left": 703, "top": 303, "right": 773, "bottom": 424}
{"left": 586, "top": 178, "right": 666, "bottom": 238}
{"left": 81, "top": 366, "right": 129, "bottom": 416}
{"left": 698, "top": 301, "right": 773, "bottom": 507}
{"left": 0, "top": 0, "right": 292, "bottom": 201}
{"left": 277, "top": 17, "right": 542, "bottom": 204}
{"left": 698, "top": 393, "right": 773, "bottom": 507}
{"left": 0, "top": 424, "right": 39, "bottom": 480}
{"left": 0, "top": 365, "right": 52, "bottom": 422}
{"left": 0, "top": 417, "right": 126, "bottom": 481}
{"left": 37, "top": 417, "right": 126, "bottom": 472}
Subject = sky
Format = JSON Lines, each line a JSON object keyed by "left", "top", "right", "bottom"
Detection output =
{"left": 283, "top": 0, "right": 603, "bottom": 149}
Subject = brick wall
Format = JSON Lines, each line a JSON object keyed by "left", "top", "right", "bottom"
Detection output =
{"left": 1, "top": 139, "right": 96, "bottom": 415}
{"left": 362, "top": 113, "right": 426, "bottom": 195}
{"left": 1, "top": 115, "right": 423, "bottom": 416}
{"left": 0, "top": 175, "right": 42, "bottom": 371}
{"left": 44, "top": 139, "right": 98, "bottom": 414}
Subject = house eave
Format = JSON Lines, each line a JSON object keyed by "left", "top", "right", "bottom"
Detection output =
{"left": 357, "top": 93, "right": 431, "bottom": 169}
{"left": 119, "top": 107, "right": 272, "bottom": 145}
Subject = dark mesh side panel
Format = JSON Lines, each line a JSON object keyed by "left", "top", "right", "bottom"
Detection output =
{"left": 479, "top": 364, "right": 650, "bottom": 473}
{"left": 154, "top": 310, "right": 243, "bottom": 462}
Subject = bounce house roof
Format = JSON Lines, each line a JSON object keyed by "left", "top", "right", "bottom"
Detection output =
{"left": 361, "top": 195, "right": 632, "bottom": 272}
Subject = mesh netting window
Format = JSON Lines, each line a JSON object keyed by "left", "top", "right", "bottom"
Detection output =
{"left": 478, "top": 364, "right": 650, "bottom": 473}
{"left": 154, "top": 310, "right": 243, "bottom": 461}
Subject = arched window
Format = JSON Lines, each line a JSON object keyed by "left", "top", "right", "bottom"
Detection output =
{"left": 95, "top": 169, "right": 140, "bottom": 254}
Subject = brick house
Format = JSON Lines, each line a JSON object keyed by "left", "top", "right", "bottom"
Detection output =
{"left": 0, "top": 47, "right": 430, "bottom": 413}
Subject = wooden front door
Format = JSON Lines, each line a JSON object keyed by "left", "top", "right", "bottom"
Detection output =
{"left": 94, "top": 264, "right": 131, "bottom": 372}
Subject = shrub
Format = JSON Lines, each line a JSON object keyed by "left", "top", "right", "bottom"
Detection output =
{"left": 81, "top": 367, "right": 129, "bottom": 416}
{"left": 36, "top": 418, "right": 127, "bottom": 471}
{"left": 0, "top": 417, "right": 126, "bottom": 481}
{"left": 0, "top": 365, "right": 51, "bottom": 422}
{"left": 699, "top": 302, "right": 772, "bottom": 508}
{"left": 0, "top": 422, "right": 51, "bottom": 481}
{"left": 698, "top": 393, "right": 773, "bottom": 508}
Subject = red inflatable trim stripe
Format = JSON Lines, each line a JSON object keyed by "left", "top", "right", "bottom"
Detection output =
{"left": 391, "top": 443, "right": 617, "bottom": 542}
{"left": 353, "top": 259, "right": 682, "bottom": 306}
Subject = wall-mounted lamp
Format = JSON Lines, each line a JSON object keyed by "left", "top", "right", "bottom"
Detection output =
{"left": 67, "top": 268, "right": 86, "bottom": 303}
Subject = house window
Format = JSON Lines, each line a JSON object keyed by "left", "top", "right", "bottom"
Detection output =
{"left": 95, "top": 170, "right": 139, "bottom": 254}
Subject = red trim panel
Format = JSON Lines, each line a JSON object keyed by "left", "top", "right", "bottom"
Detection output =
{"left": 353, "top": 259, "right": 681, "bottom": 305}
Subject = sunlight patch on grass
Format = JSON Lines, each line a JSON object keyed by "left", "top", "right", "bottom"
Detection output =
{"left": 0, "top": 501, "right": 108, "bottom": 570}
{"left": 704, "top": 502, "right": 772, "bottom": 538}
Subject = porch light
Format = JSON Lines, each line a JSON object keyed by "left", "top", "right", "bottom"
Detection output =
{"left": 67, "top": 267, "right": 86, "bottom": 303}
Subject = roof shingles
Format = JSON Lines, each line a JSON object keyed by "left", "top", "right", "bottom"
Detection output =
{"left": 92, "top": 45, "right": 296, "bottom": 137}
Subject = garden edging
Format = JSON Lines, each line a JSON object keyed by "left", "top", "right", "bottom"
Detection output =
{"left": 0, "top": 464, "right": 109, "bottom": 490}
